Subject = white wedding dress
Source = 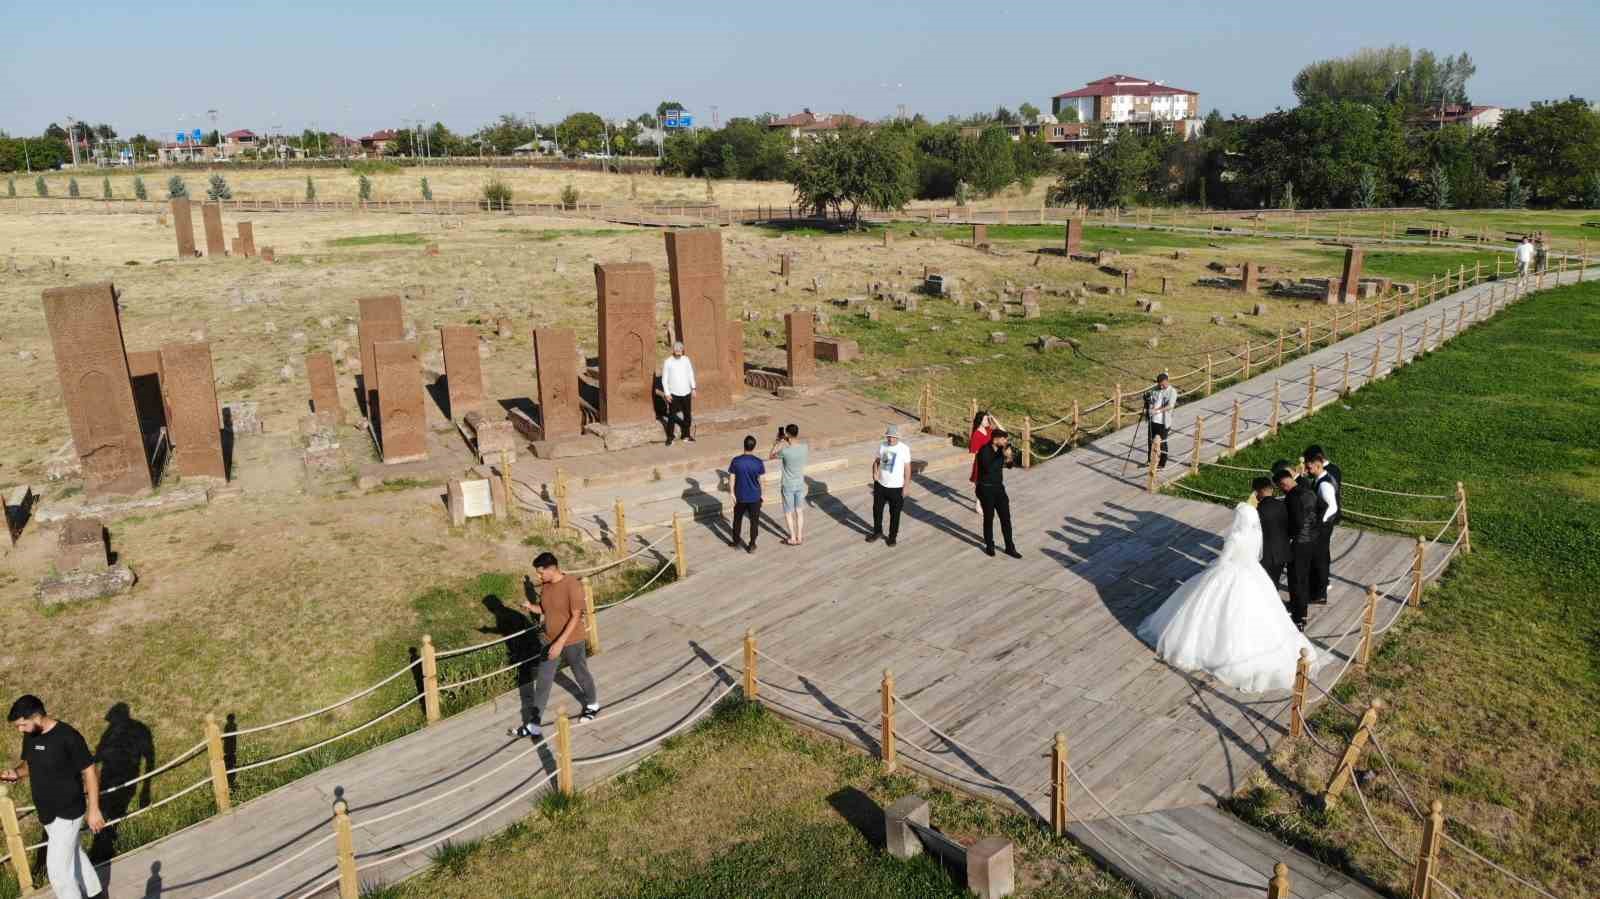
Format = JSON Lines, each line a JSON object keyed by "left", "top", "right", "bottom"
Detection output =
{"left": 1137, "top": 501, "right": 1321, "bottom": 693}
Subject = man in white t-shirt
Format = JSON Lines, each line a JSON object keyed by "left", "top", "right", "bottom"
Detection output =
{"left": 1515, "top": 237, "right": 1535, "bottom": 286}
{"left": 866, "top": 424, "right": 912, "bottom": 546}
{"left": 1145, "top": 372, "right": 1178, "bottom": 469}
{"left": 660, "top": 341, "right": 696, "bottom": 445}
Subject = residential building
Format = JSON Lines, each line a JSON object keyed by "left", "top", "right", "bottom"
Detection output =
{"left": 1052, "top": 74, "right": 1200, "bottom": 127}
{"left": 768, "top": 109, "right": 871, "bottom": 141}
{"left": 360, "top": 129, "right": 400, "bottom": 154}
{"left": 1411, "top": 105, "right": 1504, "bottom": 130}
{"left": 222, "top": 129, "right": 259, "bottom": 156}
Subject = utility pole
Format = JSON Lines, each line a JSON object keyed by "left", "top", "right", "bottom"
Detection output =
{"left": 66, "top": 116, "right": 81, "bottom": 166}
{"left": 207, "top": 108, "right": 219, "bottom": 159}
{"left": 710, "top": 105, "right": 719, "bottom": 128}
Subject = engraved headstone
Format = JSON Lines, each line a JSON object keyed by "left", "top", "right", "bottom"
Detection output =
{"left": 972, "top": 224, "right": 989, "bottom": 248}
{"left": 160, "top": 341, "right": 226, "bottom": 479}
{"left": 237, "top": 221, "right": 256, "bottom": 257}
{"left": 1339, "top": 246, "right": 1364, "bottom": 303}
{"left": 1242, "top": 261, "right": 1260, "bottom": 295}
{"left": 438, "top": 324, "right": 485, "bottom": 419}
{"left": 373, "top": 339, "right": 427, "bottom": 462}
{"left": 201, "top": 202, "right": 226, "bottom": 257}
{"left": 171, "top": 198, "right": 196, "bottom": 258}
{"left": 357, "top": 295, "right": 405, "bottom": 415}
{"left": 533, "top": 327, "right": 581, "bottom": 439}
{"left": 595, "top": 262, "right": 657, "bottom": 425}
{"left": 1065, "top": 218, "right": 1082, "bottom": 256}
{"left": 664, "top": 230, "right": 733, "bottom": 410}
{"left": 41, "top": 283, "right": 151, "bottom": 495}
{"left": 58, "top": 518, "right": 108, "bottom": 572}
{"left": 785, "top": 311, "right": 815, "bottom": 386}
{"left": 727, "top": 320, "right": 746, "bottom": 400}
{"left": 305, "top": 351, "right": 344, "bottom": 425}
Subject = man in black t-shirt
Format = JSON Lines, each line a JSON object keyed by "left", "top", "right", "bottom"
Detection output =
{"left": 5, "top": 695, "right": 104, "bottom": 899}
{"left": 973, "top": 429, "right": 1023, "bottom": 558}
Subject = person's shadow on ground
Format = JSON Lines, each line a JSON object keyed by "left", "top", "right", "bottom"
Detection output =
{"left": 481, "top": 592, "right": 541, "bottom": 725}
{"left": 91, "top": 702, "right": 155, "bottom": 864}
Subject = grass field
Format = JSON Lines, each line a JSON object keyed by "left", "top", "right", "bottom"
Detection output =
{"left": 361, "top": 699, "right": 1135, "bottom": 899}
{"left": 1174, "top": 281, "right": 1600, "bottom": 898}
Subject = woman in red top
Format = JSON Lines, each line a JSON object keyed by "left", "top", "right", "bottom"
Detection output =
{"left": 968, "top": 410, "right": 995, "bottom": 519}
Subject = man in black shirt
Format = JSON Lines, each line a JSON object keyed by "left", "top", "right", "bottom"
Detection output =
{"left": 1276, "top": 467, "right": 1320, "bottom": 631}
{"left": 5, "top": 695, "right": 104, "bottom": 899}
{"left": 974, "top": 429, "right": 1022, "bottom": 558}
{"left": 1253, "top": 476, "right": 1291, "bottom": 591}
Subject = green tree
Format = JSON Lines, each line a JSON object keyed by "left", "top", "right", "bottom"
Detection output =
{"left": 1292, "top": 45, "right": 1412, "bottom": 105}
{"left": 35, "top": 175, "right": 47, "bottom": 197}
{"left": 1354, "top": 167, "right": 1379, "bottom": 208}
{"left": 167, "top": 175, "right": 187, "bottom": 199}
{"left": 963, "top": 125, "right": 1017, "bottom": 197}
{"left": 6, "top": 177, "right": 13, "bottom": 197}
{"left": 420, "top": 177, "right": 432, "bottom": 201}
{"left": 1503, "top": 164, "right": 1527, "bottom": 208}
{"left": 1018, "top": 102, "right": 1041, "bottom": 121}
{"left": 789, "top": 125, "right": 915, "bottom": 228}
{"left": 133, "top": 176, "right": 147, "bottom": 200}
{"left": 1585, "top": 172, "right": 1600, "bottom": 210}
{"left": 481, "top": 176, "right": 512, "bottom": 209}
{"left": 1057, "top": 131, "right": 1154, "bottom": 210}
{"left": 556, "top": 112, "right": 606, "bottom": 155}
{"left": 560, "top": 183, "right": 578, "bottom": 209}
{"left": 68, "top": 177, "right": 80, "bottom": 198}
{"left": 656, "top": 100, "right": 686, "bottom": 120}
{"left": 1494, "top": 98, "right": 1600, "bottom": 205}
{"left": 719, "top": 143, "right": 739, "bottom": 179}
{"left": 357, "top": 174, "right": 372, "bottom": 201}
{"left": 1011, "top": 131, "right": 1054, "bottom": 193}
{"left": 1423, "top": 164, "right": 1450, "bottom": 209}
{"left": 202, "top": 130, "right": 220, "bottom": 147}
{"left": 207, "top": 173, "right": 232, "bottom": 200}
{"left": 102, "top": 176, "right": 112, "bottom": 199}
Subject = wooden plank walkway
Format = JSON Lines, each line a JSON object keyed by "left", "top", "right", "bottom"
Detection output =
{"left": 56, "top": 271, "right": 1582, "bottom": 898}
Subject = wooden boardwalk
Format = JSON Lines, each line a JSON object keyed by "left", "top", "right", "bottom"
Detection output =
{"left": 56, "top": 272, "right": 1579, "bottom": 898}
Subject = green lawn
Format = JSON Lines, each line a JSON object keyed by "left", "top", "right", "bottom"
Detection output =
{"left": 1174, "top": 281, "right": 1600, "bottom": 898}
{"left": 327, "top": 232, "right": 428, "bottom": 247}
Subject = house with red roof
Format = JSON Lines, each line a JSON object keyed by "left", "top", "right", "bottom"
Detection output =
{"left": 361, "top": 130, "right": 400, "bottom": 154}
{"left": 767, "top": 109, "right": 871, "bottom": 142}
{"left": 1053, "top": 75, "right": 1200, "bottom": 128}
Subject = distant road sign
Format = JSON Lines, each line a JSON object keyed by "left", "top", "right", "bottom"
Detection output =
{"left": 664, "top": 115, "right": 694, "bottom": 129}
{"left": 176, "top": 131, "right": 187, "bottom": 144}
{"left": 192, "top": 128, "right": 203, "bottom": 143}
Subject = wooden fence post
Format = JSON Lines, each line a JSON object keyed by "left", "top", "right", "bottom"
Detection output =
{"left": 919, "top": 382, "right": 932, "bottom": 432}
{"left": 1306, "top": 366, "right": 1318, "bottom": 413}
{"left": 1355, "top": 585, "right": 1379, "bottom": 672}
{"left": 334, "top": 799, "right": 358, "bottom": 899}
{"left": 1303, "top": 320, "right": 1312, "bottom": 353}
{"left": 672, "top": 512, "right": 687, "bottom": 579}
{"left": 1456, "top": 482, "right": 1471, "bottom": 554}
{"left": 1276, "top": 329, "right": 1285, "bottom": 368}
{"left": 1228, "top": 400, "right": 1240, "bottom": 453}
{"left": 1071, "top": 400, "right": 1080, "bottom": 447}
{"left": 969, "top": 397, "right": 978, "bottom": 425}
{"left": 1241, "top": 342, "right": 1251, "bottom": 379}
{"left": 1113, "top": 384, "right": 1123, "bottom": 432}
{"left": 582, "top": 578, "right": 600, "bottom": 655}
{"left": 1410, "top": 801, "right": 1446, "bottom": 899}
{"left": 1189, "top": 417, "right": 1204, "bottom": 476}
{"left": 205, "top": 712, "right": 231, "bottom": 812}
{"left": 1341, "top": 351, "right": 1351, "bottom": 396}
{"left": 1420, "top": 317, "right": 1432, "bottom": 353}
{"left": 1408, "top": 536, "right": 1425, "bottom": 606}
{"left": 420, "top": 635, "right": 441, "bottom": 724}
{"left": 613, "top": 499, "right": 628, "bottom": 559}
{"left": 1050, "top": 732, "right": 1069, "bottom": 836}
{"left": 1395, "top": 326, "right": 1406, "bottom": 369}
{"left": 555, "top": 706, "right": 574, "bottom": 795}
{"left": 1270, "top": 380, "right": 1281, "bottom": 434}
{"left": 1267, "top": 862, "right": 1291, "bottom": 899}
{"left": 1022, "top": 416, "right": 1032, "bottom": 469}
{"left": 1289, "top": 648, "right": 1310, "bottom": 739}
{"left": 1204, "top": 353, "right": 1214, "bottom": 396}
{"left": 1331, "top": 310, "right": 1340, "bottom": 343}
{"left": 1370, "top": 337, "right": 1382, "bottom": 381}
{"left": 880, "top": 670, "right": 897, "bottom": 773}
{"left": 554, "top": 467, "right": 571, "bottom": 530}
{"left": 1146, "top": 435, "right": 1162, "bottom": 494}
{"left": 0, "top": 786, "right": 33, "bottom": 893}
{"left": 1323, "top": 700, "right": 1383, "bottom": 802}
{"left": 499, "top": 450, "right": 516, "bottom": 521}
{"left": 743, "top": 629, "right": 758, "bottom": 699}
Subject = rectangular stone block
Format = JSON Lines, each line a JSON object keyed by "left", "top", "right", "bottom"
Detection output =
{"left": 885, "top": 795, "right": 929, "bottom": 860}
{"left": 160, "top": 341, "right": 227, "bottom": 480}
{"left": 1242, "top": 260, "right": 1259, "bottom": 295}
{"left": 464, "top": 411, "right": 518, "bottom": 463}
{"left": 237, "top": 221, "right": 255, "bottom": 257}
{"left": 813, "top": 336, "right": 860, "bottom": 363}
{"left": 5, "top": 485, "right": 34, "bottom": 546}
{"left": 447, "top": 477, "right": 498, "bottom": 525}
{"left": 1064, "top": 218, "right": 1082, "bottom": 256}
{"left": 967, "top": 837, "right": 1016, "bottom": 898}
{"left": 230, "top": 237, "right": 242, "bottom": 257}
{"left": 373, "top": 339, "right": 427, "bottom": 463}
{"left": 972, "top": 224, "right": 989, "bottom": 247}
{"left": 1339, "top": 246, "right": 1364, "bottom": 303}
{"left": 358, "top": 317, "right": 405, "bottom": 418}
{"left": 41, "top": 283, "right": 151, "bottom": 496}
{"left": 727, "top": 320, "right": 746, "bottom": 400}
{"left": 595, "top": 262, "right": 657, "bottom": 425}
{"left": 260, "top": 246, "right": 275, "bottom": 263}
{"left": 171, "top": 198, "right": 196, "bottom": 258}
{"left": 665, "top": 229, "right": 733, "bottom": 410}
{"left": 785, "top": 312, "right": 815, "bottom": 386}
{"left": 58, "top": 517, "right": 108, "bottom": 572}
{"left": 1323, "top": 278, "right": 1342, "bottom": 304}
{"left": 438, "top": 324, "right": 485, "bottom": 419}
{"left": 201, "top": 202, "right": 226, "bottom": 257}
{"left": 533, "top": 327, "right": 582, "bottom": 440}
{"left": 305, "top": 351, "right": 344, "bottom": 425}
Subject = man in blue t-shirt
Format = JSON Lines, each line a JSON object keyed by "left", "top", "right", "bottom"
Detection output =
{"left": 728, "top": 434, "right": 766, "bottom": 553}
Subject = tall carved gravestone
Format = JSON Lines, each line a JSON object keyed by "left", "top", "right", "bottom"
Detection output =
{"left": 972, "top": 224, "right": 989, "bottom": 248}
{"left": 437, "top": 325, "right": 485, "bottom": 419}
{"left": 305, "top": 351, "right": 344, "bottom": 424}
{"left": 201, "top": 202, "right": 227, "bottom": 257}
{"left": 727, "top": 321, "right": 746, "bottom": 400}
{"left": 160, "top": 342, "right": 226, "bottom": 479}
{"left": 1065, "top": 219, "right": 1083, "bottom": 256}
{"left": 533, "top": 327, "right": 581, "bottom": 439}
{"left": 1242, "top": 261, "right": 1260, "bottom": 295}
{"left": 373, "top": 340, "right": 427, "bottom": 463}
{"left": 357, "top": 295, "right": 405, "bottom": 417}
{"left": 237, "top": 222, "right": 256, "bottom": 258}
{"left": 664, "top": 230, "right": 733, "bottom": 410}
{"left": 41, "top": 283, "right": 152, "bottom": 496}
{"left": 595, "top": 262, "right": 657, "bottom": 424}
{"left": 785, "top": 311, "right": 815, "bottom": 386}
{"left": 1339, "top": 246, "right": 1364, "bottom": 303}
{"left": 171, "top": 198, "right": 197, "bottom": 259}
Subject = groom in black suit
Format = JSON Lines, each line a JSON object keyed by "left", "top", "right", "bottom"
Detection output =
{"left": 1276, "top": 465, "right": 1319, "bottom": 631}
{"left": 1253, "top": 476, "right": 1291, "bottom": 590}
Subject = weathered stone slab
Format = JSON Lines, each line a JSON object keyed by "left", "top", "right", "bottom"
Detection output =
{"left": 160, "top": 341, "right": 226, "bottom": 480}
{"left": 595, "top": 262, "right": 657, "bottom": 425}
{"left": 1242, "top": 261, "right": 1259, "bottom": 295}
{"left": 36, "top": 565, "right": 135, "bottom": 605}
{"left": 1064, "top": 219, "right": 1082, "bottom": 256}
{"left": 438, "top": 325, "right": 485, "bottom": 419}
{"left": 33, "top": 484, "right": 209, "bottom": 524}
{"left": 814, "top": 336, "right": 860, "bottom": 363}
{"left": 1340, "top": 246, "right": 1364, "bottom": 303}
{"left": 201, "top": 202, "right": 226, "bottom": 257}
{"left": 357, "top": 294, "right": 405, "bottom": 407}
{"left": 237, "top": 222, "right": 256, "bottom": 257}
{"left": 532, "top": 327, "right": 581, "bottom": 440}
{"left": 260, "top": 246, "right": 275, "bottom": 263}
{"left": 727, "top": 321, "right": 746, "bottom": 400}
{"left": 58, "top": 517, "right": 108, "bottom": 571}
{"left": 464, "top": 411, "right": 518, "bottom": 464}
{"left": 664, "top": 230, "right": 733, "bottom": 410}
{"left": 1323, "top": 278, "right": 1343, "bottom": 304}
{"left": 305, "top": 352, "right": 344, "bottom": 425}
{"left": 785, "top": 312, "right": 815, "bottom": 386}
{"left": 972, "top": 224, "right": 989, "bottom": 248}
{"left": 171, "top": 198, "right": 196, "bottom": 258}
{"left": 373, "top": 340, "right": 427, "bottom": 463}
{"left": 41, "top": 283, "right": 152, "bottom": 496}
{"left": 529, "top": 434, "right": 607, "bottom": 459}
{"left": 585, "top": 406, "right": 769, "bottom": 452}
{"left": 358, "top": 318, "right": 405, "bottom": 417}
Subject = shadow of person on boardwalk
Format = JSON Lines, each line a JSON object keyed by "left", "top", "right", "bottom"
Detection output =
{"left": 804, "top": 478, "right": 872, "bottom": 536}
{"left": 481, "top": 592, "right": 540, "bottom": 725}
{"left": 90, "top": 702, "right": 155, "bottom": 864}
{"left": 903, "top": 471, "right": 985, "bottom": 549}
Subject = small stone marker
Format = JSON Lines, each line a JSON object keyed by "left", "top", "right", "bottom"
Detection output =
{"left": 260, "top": 246, "right": 275, "bottom": 263}
{"left": 813, "top": 336, "right": 860, "bottom": 362}
{"left": 972, "top": 223, "right": 989, "bottom": 248}
{"left": 236, "top": 222, "right": 255, "bottom": 257}
{"left": 201, "top": 202, "right": 226, "bottom": 257}
{"left": 424, "top": 243, "right": 440, "bottom": 256}
{"left": 779, "top": 253, "right": 791, "bottom": 281}
{"left": 229, "top": 237, "right": 242, "bottom": 257}
{"left": 464, "top": 411, "right": 518, "bottom": 463}
{"left": 373, "top": 339, "right": 427, "bottom": 463}
{"left": 885, "top": 796, "right": 930, "bottom": 860}
{"left": 967, "top": 838, "right": 1016, "bottom": 899}
{"left": 160, "top": 341, "right": 227, "bottom": 480}
{"left": 1021, "top": 302, "right": 1041, "bottom": 319}
{"left": 1252, "top": 302, "right": 1267, "bottom": 316}
{"left": 1323, "top": 278, "right": 1342, "bottom": 304}
{"left": 171, "top": 198, "right": 197, "bottom": 258}
{"left": 1340, "top": 246, "right": 1364, "bottom": 303}
{"left": 1242, "top": 260, "right": 1260, "bottom": 295}
{"left": 1064, "top": 218, "right": 1083, "bottom": 256}
{"left": 305, "top": 352, "right": 344, "bottom": 425}
{"left": 59, "top": 517, "right": 108, "bottom": 572}
{"left": 989, "top": 332, "right": 1007, "bottom": 344}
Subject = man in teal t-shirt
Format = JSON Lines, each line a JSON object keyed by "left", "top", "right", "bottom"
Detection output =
{"left": 769, "top": 423, "right": 809, "bottom": 545}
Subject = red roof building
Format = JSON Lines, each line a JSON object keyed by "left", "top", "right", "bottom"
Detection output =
{"left": 1410, "top": 105, "right": 1503, "bottom": 130}
{"left": 768, "top": 110, "right": 870, "bottom": 137}
{"left": 1052, "top": 75, "right": 1199, "bottom": 125}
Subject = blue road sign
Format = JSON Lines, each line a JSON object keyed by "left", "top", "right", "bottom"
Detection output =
{"left": 176, "top": 131, "right": 187, "bottom": 144}
{"left": 192, "top": 128, "right": 204, "bottom": 143}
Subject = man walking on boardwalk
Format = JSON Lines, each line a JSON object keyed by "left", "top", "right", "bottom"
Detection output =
{"left": 974, "top": 428, "right": 1022, "bottom": 558}
{"left": 515, "top": 552, "right": 599, "bottom": 739}
{"left": 661, "top": 341, "right": 696, "bottom": 445}
{"left": 866, "top": 424, "right": 911, "bottom": 547}
{"left": 5, "top": 695, "right": 105, "bottom": 899}
{"left": 729, "top": 435, "right": 765, "bottom": 553}
{"left": 1516, "top": 236, "right": 1535, "bottom": 287}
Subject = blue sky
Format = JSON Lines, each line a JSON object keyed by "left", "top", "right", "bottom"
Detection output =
{"left": 3, "top": 0, "right": 1596, "bottom": 139}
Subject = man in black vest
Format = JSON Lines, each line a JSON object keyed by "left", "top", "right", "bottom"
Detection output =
{"left": 1253, "top": 476, "right": 1291, "bottom": 591}
{"left": 974, "top": 429, "right": 1022, "bottom": 558}
{"left": 1303, "top": 446, "right": 1341, "bottom": 604}
{"left": 1276, "top": 465, "right": 1319, "bottom": 630}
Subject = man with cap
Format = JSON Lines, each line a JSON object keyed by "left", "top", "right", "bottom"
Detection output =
{"left": 661, "top": 340, "right": 696, "bottom": 446}
{"left": 1146, "top": 372, "right": 1178, "bottom": 469}
{"left": 866, "top": 424, "right": 911, "bottom": 546}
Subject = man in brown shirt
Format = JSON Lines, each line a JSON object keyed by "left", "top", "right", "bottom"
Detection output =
{"left": 513, "top": 552, "right": 599, "bottom": 740}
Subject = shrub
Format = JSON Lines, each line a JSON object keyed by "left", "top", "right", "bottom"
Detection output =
{"left": 1586, "top": 172, "right": 1600, "bottom": 210}
{"left": 481, "top": 177, "right": 512, "bottom": 210}
{"left": 559, "top": 183, "right": 578, "bottom": 209}
{"left": 1503, "top": 164, "right": 1527, "bottom": 209}
{"left": 420, "top": 177, "right": 432, "bottom": 201}
{"left": 102, "top": 177, "right": 113, "bottom": 199}
{"left": 350, "top": 159, "right": 401, "bottom": 176}
{"left": 168, "top": 176, "right": 188, "bottom": 199}
{"left": 207, "top": 173, "right": 232, "bottom": 201}
{"left": 305, "top": 176, "right": 316, "bottom": 201}
{"left": 68, "top": 177, "right": 80, "bottom": 198}
{"left": 133, "top": 176, "right": 147, "bottom": 200}
{"left": 6, "top": 177, "right": 14, "bottom": 198}
{"left": 357, "top": 174, "right": 372, "bottom": 202}
{"left": 1354, "top": 167, "right": 1378, "bottom": 208}
{"left": 35, "top": 176, "right": 47, "bottom": 197}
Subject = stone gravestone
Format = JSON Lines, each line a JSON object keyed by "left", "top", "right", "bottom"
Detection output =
{"left": 727, "top": 321, "right": 746, "bottom": 400}
{"left": 357, "top": 295, "right": 405, "bottom": 415}
{"left": 1339, "top": 246, "right": 1364, "bottom": 303}
{"left": 171, "top": 198, "right": 197, "bottom": 259}
{"left": 373, "top": 339, "right": 427, "bottom": 463}
{"left": 1064, "top": 218, "right": 1083, "bottom": 256}
{"left": 1323, "top": 278, "right": 1343, "bottom": 304}
{"left": 58, "top": 518, "right": 108, "bottom": 572}
{"left": 5, "top": 485, "right": 35, "bottom": 547}
{"left": 595, "top": 262, "right": 657, "bottom": 425}
{"left": 532, "top": 327, "right": 581, "bottom": 440}
{"left": 305, "top": 352, "right": 344, "bottom": 425}
{"left": 260, "top": 247, "right": 275, "bottom": 263}
{"left": 447, "top": 477, "right": 502, "bottom": 526}
{"left": 785, "top": 311, "right": 816, "bottom": 386}
{"left": 230, "top": 238, "right": 242, "bottom": 257}
{"left": 882, "top": 229, "right": 893, "bottom": 247}
{"left": 201, "top": 202, "right": 227, "bottom": 257}
{"left": 972, "top": 224, "right": 989, "bottom": 248}
{"left": 237, "top": 222, "right": 256, "bottom": 257}
{"left": 664, "top": 230, "right": 733, "bottom": 410}
{"left": 125, "top": 349, "right": 172, "bottom": 437}
{"left": 159, "top": 341, "right": 226, "bottom": 480}
{"left": 357, "top": 319, "right": 404, "bottom": 418}
{"left": 814, "top": 336, "right": 860, "bottom": 362}
{"left": 437, "top": 324, "right": 485, "bottom": 419}
{"left": 1242, "top": 261, "right": 1259, "bottom": 295}
{"left": 780, "top": 253, "right": 791, "bottom": 282}
{"left": 40, "top": 283, "right": 152, "bottom": 496}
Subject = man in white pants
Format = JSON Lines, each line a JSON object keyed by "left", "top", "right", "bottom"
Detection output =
{"left": 5, "top": 695, "right": 104, "bottom": 899}
{"left": 1515, "top": 236, "right": 1535, "bottom": 288}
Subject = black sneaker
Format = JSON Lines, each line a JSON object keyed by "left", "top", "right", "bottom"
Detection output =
{"left": 746, "top": 542, "right": 756, "bottom": 554}
{"left": 686, "top": 436, "right": 696, "bottom": 443}
{"left": 885, "top": 538, "right": 897, "bottom": 547}
{"left": 579, "top": 705, "right": 600, "bottom": 722}
{"left": 865, "top": 532, "right": 880, "bottom": 543}
{"left": 514, "top": 720, "right": 543, "bottom": 739}
{"left": 1311, "top": 596, "right": 1329, "bottom": 605}
{"left": 984, "top": 546, "right": 996, "bottom": 557}
{"left": 1003, "top": 548, "right": 1022, "bottom": 559}
{"left": 665, "top": 439, "right": 674, "bottom": 447}
{"left": 730, "top": 538, "right": 743, "bottom": 549}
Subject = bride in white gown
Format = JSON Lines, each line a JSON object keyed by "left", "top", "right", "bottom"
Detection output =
{"left": 1137, "top": 499, "right": 1321, "bottom": 693}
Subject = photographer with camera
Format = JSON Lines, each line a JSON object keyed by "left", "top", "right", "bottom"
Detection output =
{"left": 1146, "top": 372, "right": 1177, "bottom": 470}
{"left": 768, "top": 423, "right": 809, "bottom": 545}
{"left": 974, "top": 428, "right": 1022, "bottom": 558}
